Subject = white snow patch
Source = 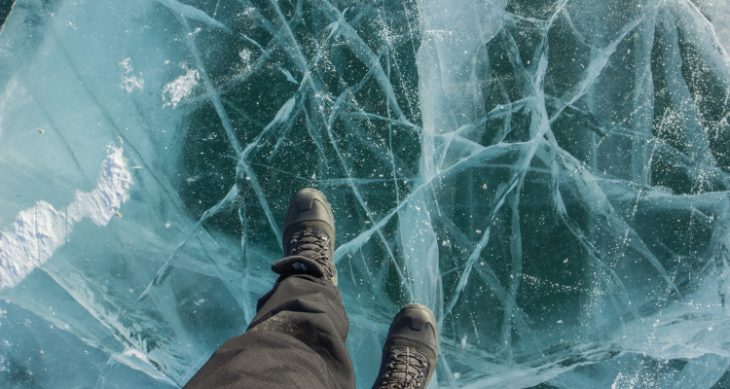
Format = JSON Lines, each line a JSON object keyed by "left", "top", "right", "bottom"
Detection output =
{"left": 162, "top": 68, "right": 199, "bottom": 108}
{"left": 238, "top": 48, "right": 252, "bottom": 64}
{"left": 119, "top": 58, "right": 145, "bottom": 93}
{"left": 0, "top": 146, "right": 133, "bottom": 290}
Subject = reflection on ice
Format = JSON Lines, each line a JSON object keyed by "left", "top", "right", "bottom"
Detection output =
{"left": 0, "top": 0, "right": 729, "bottom": 387}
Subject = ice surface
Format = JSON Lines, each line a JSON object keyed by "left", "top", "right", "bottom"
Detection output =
{"left": 0, "top": 0, "right": 729, "bottom": 387}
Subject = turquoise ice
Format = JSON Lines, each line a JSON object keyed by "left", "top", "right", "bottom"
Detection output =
{"left": 0, "top": 0, "right": 729, "bottom": 387}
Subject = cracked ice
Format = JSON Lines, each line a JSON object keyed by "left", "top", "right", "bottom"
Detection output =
{"left": 0, "top": 0, "right": 729, "bottom": 388}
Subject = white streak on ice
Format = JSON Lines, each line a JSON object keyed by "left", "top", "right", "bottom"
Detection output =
{"left": 270, "top": 97, "right": 296, "bottom": 125}
{"left": 109, "top": 347, "right": 177, "bottom": 386}
{"left": 156, "top": 0, "right": 229, "bottom": 31}
{"left": 0, "top": 78, "right": 26, "bottom": 140}
{"left": 0, "top": 146, "right": 132, "bottom": 289}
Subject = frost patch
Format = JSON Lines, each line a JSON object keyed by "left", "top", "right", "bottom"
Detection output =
{"left": 0, "top": 146, "right": 133, "bottom": 289}
{"left": 119, "top": 58, "right": 144, "bottom": 93}
{"left": 238, "top": 48, "right": 251, "bottom": 64}
{"left": 162, "top": 68, "right": 199, "bottom": 108}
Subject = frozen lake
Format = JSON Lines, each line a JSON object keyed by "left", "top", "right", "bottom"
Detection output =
{"left": 1, "top": 0, "right": 729, "bottom": 387}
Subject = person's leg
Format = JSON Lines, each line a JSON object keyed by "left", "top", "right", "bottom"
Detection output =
{"left": 371, "top": 304, "right": 439, "bottom": 389}
{"left": 185, "top": 274, "right": 353, "bottom": 389}
{"left": 185, "top": 189, "right": 353, "bottom": 389}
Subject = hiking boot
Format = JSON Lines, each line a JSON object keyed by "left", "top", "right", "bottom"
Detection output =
{"left": 372, "top": 304, "right": 439, "bottom": 389}
{"left": 272, "top": 188, "right": 337, "bottom": 285}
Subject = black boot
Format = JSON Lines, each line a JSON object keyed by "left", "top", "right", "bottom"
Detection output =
{"left": 272, "top": 188, "right": 338, "bottom": 285}
{"left": 372, "top": 304, "right": 439, "bottom": 389}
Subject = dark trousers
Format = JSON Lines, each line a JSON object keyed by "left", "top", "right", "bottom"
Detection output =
{"left": 184, "top": 274, "right": 355, "bottom": 389}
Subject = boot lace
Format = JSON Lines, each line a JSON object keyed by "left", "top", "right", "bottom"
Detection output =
{"left": 376, "top": 346, "right": 429, "bottom": 389}
{"left": 287, "top": 230, "right": 335, "bottom": 280}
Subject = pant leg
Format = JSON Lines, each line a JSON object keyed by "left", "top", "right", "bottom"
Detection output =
{"left": 184, "top": 274, "right": 354, "bottom": 389}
